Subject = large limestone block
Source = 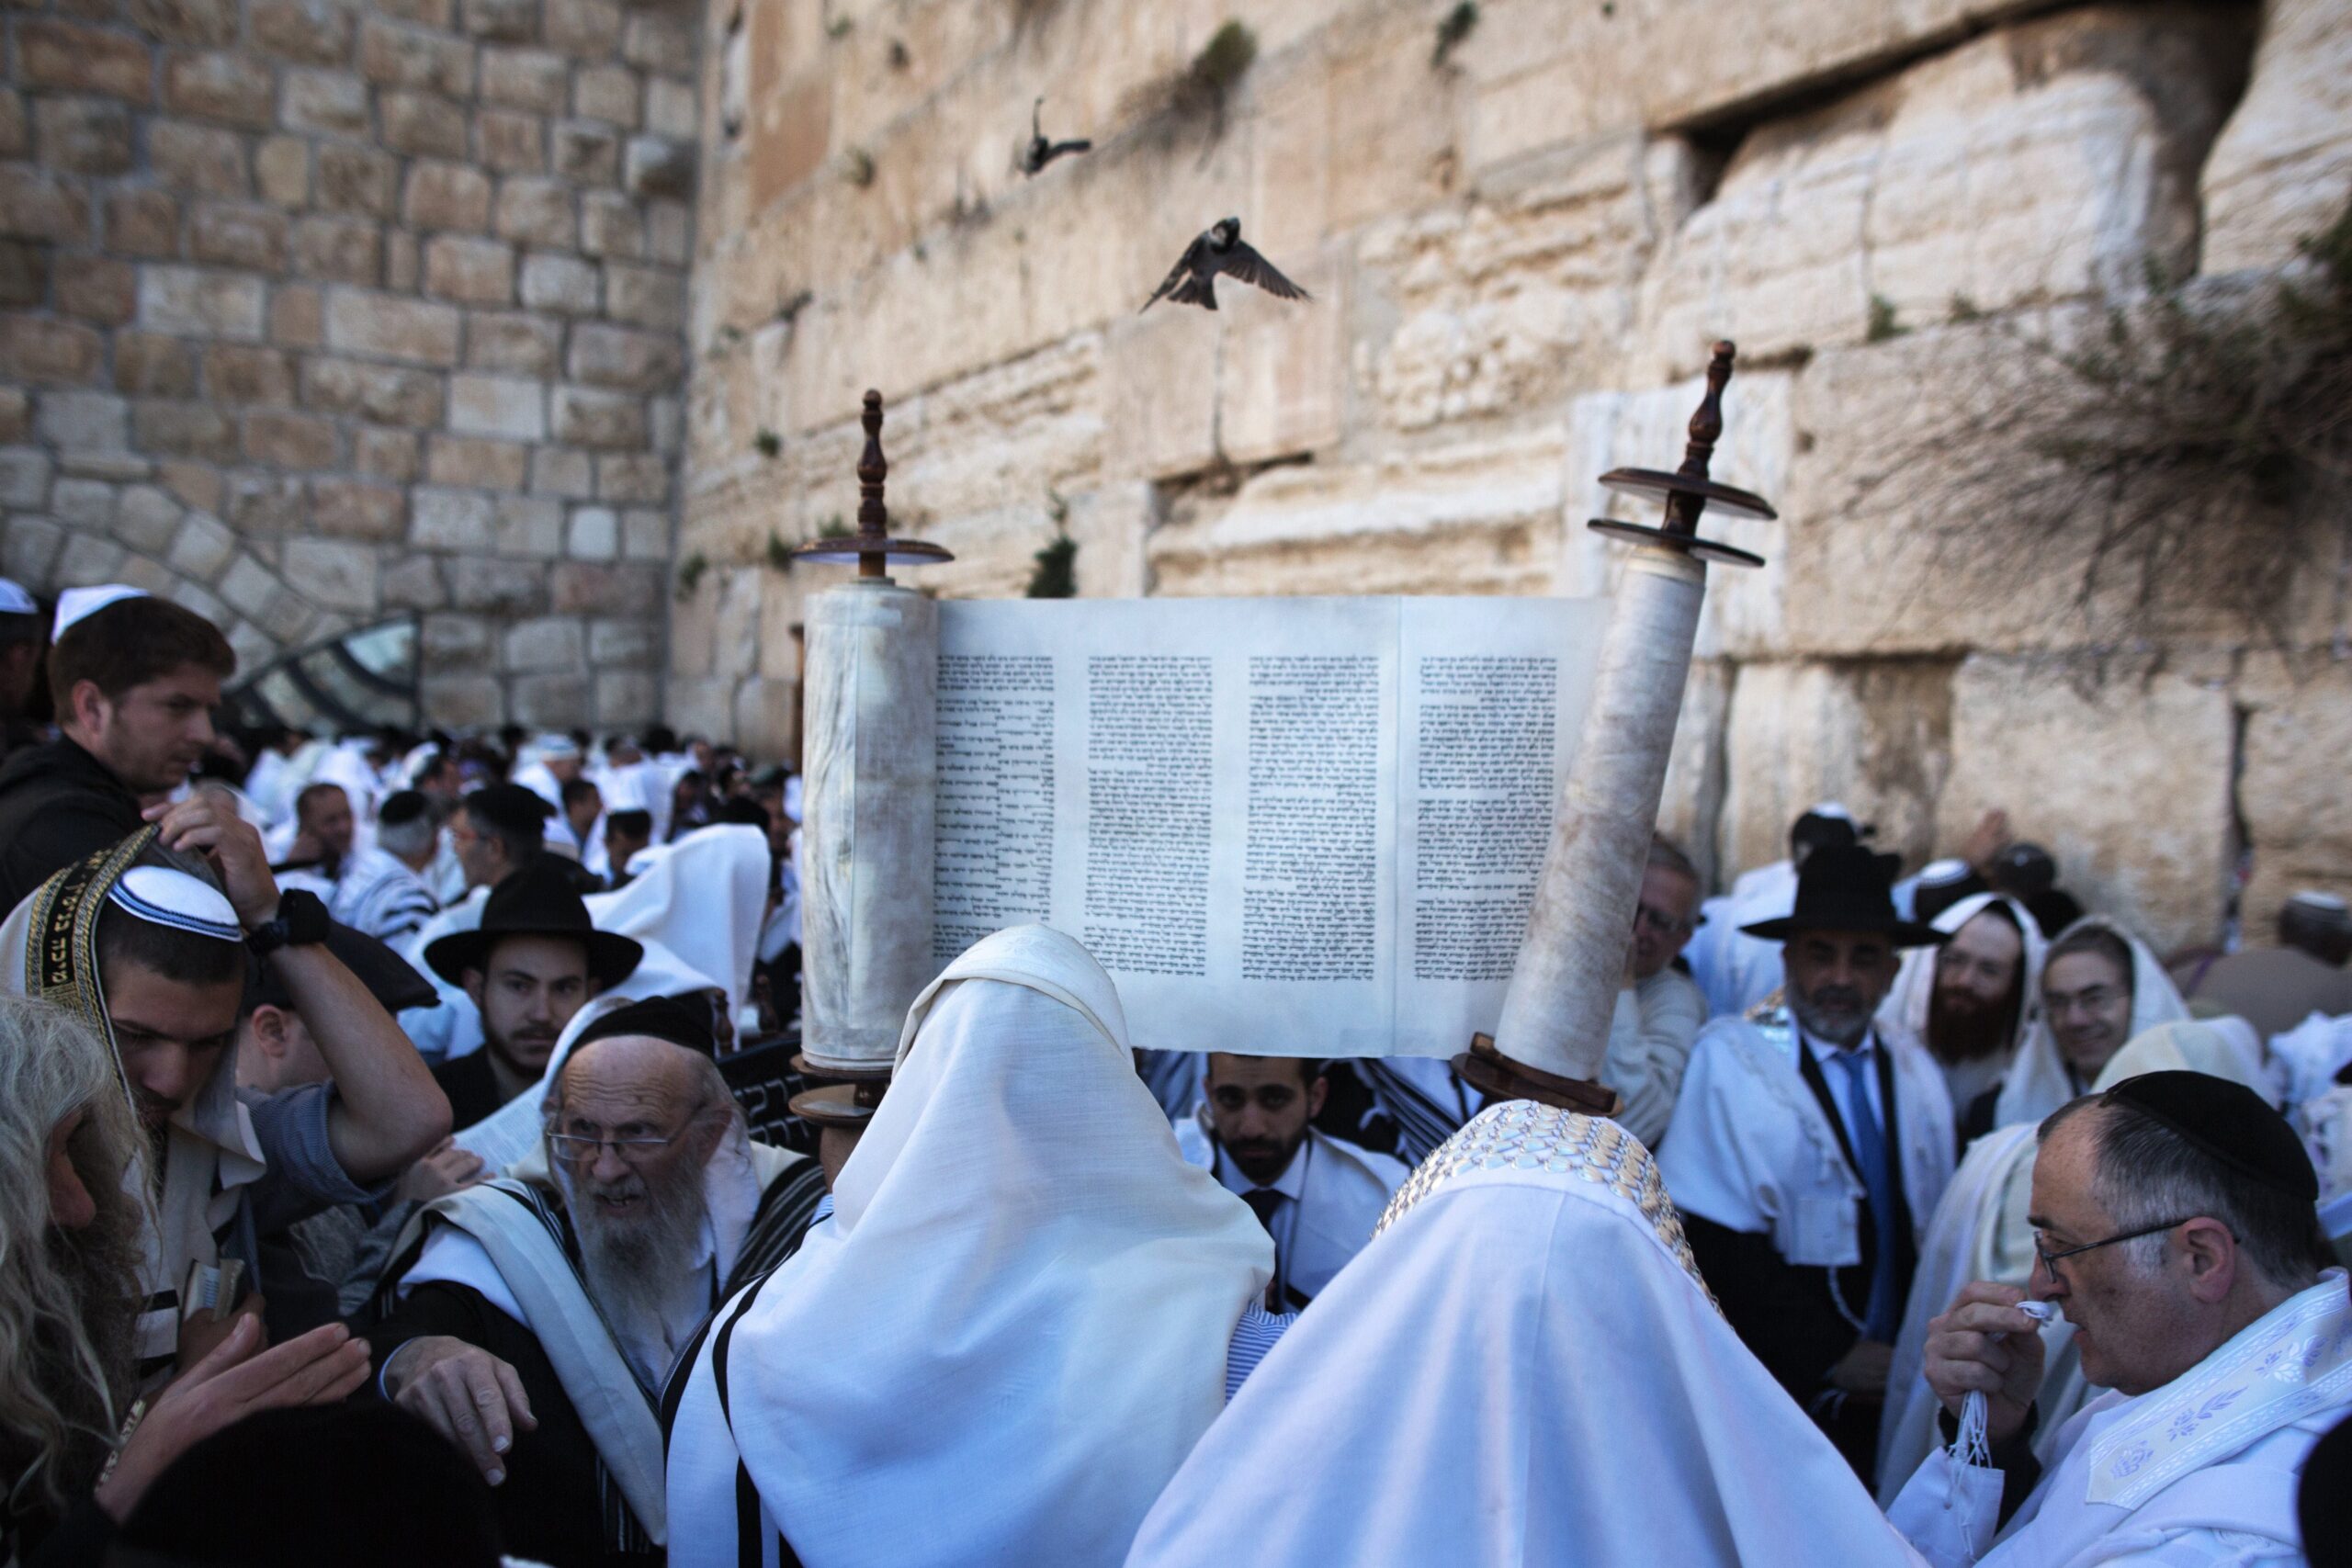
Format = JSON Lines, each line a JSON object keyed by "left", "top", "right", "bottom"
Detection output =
{"left": 1657, "top": 657, "right": 1732, "bottom": 890}
{"left": 1148, "top": 430, "right": 1563, "bottom": 597}
{"left": 1216, "top": 249, "right": 1341, "bottom": 467}
{"left": 1937, "top": 653, "right": 2232, "bottom": 952}
{"left": 1559, "top": 365, "right": 1792, "bottom": 660}
{"left": 1717, "top": 659, "right": 1957, "bottom": 887}
{"left": 1102, "top": 305, "right": 1218, "bottom": 480}
{"left": 2236, "top": 653, "right": 2352, "bottom": 938}
{"left": 2201, "top": 0, "right": 2352, "bottom": 275}
{"left": 888, "top": 335, "right": 1106, "bottom": 520}
{"left": 1361, "top": 136, "right": 1662, "bottom": 434}
{"left": 1632, "top": 5, "right": 2244, "bottom": 383}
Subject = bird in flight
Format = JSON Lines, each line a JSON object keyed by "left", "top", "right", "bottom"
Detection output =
{"left": 1139, "top": 217, "right": 1309, "bottom": 312}
{"left": 1022, "top": 97, "right": 1092, "bottom": 175}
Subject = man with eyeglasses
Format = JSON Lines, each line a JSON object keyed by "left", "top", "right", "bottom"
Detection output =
{"left": 1596, "top": 834, "right": 1709, "bottom": 1147}
{"left": 367, "top": 996, "right": 828, "bottom": 1567}
{"left": 1884, "top": 1071, "right": 2342, "bottom": 1564}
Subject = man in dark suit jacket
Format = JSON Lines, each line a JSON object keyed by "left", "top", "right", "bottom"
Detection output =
{"left": 423, "top": 863, "right": 644, "bottom": 1130}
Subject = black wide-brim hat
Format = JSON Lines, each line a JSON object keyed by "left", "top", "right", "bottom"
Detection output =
{"left": 423, "top": 860, "right": 643, "bottom": 988}
{"left": 1740, "top": 843, "right": 1947, "bottom": 948}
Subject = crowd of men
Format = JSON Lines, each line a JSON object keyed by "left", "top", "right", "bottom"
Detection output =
{"left": 2, "top": 574, "right": 2349, "bottom": 1568}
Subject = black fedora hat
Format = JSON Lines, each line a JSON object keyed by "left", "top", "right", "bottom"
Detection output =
{"left": 1740, "top": 843, "right": 1946, "bottom": 948}
{"left": 423, "top": 861, "right": 643, "bottom": 988}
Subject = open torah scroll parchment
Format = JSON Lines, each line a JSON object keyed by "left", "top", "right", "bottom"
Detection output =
{"left": 928, "top": 596, "right": 1608, "bottom": 1058}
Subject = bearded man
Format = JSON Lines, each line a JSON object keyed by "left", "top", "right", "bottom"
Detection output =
{"left": 1658, "top": 845, "right": 1956, "bottom": 1485}
{"left": 1875, "top": 894, "right": 2044, "bottom": 1138}
{"left": 368, "top": 998, "right": 827, "bottom": 1568}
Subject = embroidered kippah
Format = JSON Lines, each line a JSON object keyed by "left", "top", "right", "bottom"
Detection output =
{"left": 2104, "top": 1070, "right": 2319, "bottom": 1202}
{"left": 106, "top": 866, "right": 242, "bottom": 942}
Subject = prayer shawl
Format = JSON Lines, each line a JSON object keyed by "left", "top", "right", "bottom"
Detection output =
{"left": 1889, "top": 1271, "right": 2352, "bottom": 1566}
{"left": 1876, "top": 1019, "right": 2274, "bottom": 1502}
{"left": 1126, "top": 1101, "right": 1928, "bottom": 1568}
{"left": 665, "top": 925, "right": 1272, "bottom": 1568}
{"left": 329, "top": 845, "right": 439, "bottom": 946}
{"left": 1990, "top": 916, "right": 2187, "bottom": 1131}
{"left": 377, "top": 1133, "right": 823, "bottom": 1551}
{"left": 0, "top": 829, "right": 267, "bottom": 1378}
{"left": 1876, "top": 892, "right": 2050, "bottom": 1118}
{"left": 1659, "top": 1010, "right": 1954, "bottom": 1271}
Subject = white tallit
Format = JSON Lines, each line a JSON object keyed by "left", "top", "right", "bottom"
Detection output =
{"left": 1875, "top": 892, "right": 2049, "bottom": 1113}
{"left": 1875, "top": 1017, "right": 2273, "bottom": 1500}
{"left": 1127, "top": 1101, "right": 1928, "bottom": 1568}
{"left": 672, "top": 924, "right": 1272, "bottom": 1568}
{"left": 1989, "top": 914, "right": 2187, "bottom": 1131}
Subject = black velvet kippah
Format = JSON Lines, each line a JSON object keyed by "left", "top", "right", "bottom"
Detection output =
{"left": 464, "top": 782, "right": 552, "bottom": 833}
{"left": 2103, "top": 1070, "right": 2319, "bottom": 1202}
{"left": 571, "top": 994, "right": 718, "bottom": 1060}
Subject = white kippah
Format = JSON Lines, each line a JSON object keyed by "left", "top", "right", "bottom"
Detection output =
{"left": 1918, "top": 858, "right": 1973, "bottom": 886}
{"left": 537, "top": 734, "right": 582, "bottom": 760}
{"left": 55, "top": 583, "right": 148, "bottom": 637}
{"left": 1806, "top": 801, "right": 1855, "bottom": 823}
{"left": 0, "top": 578, "right": 36, "bottom": 615}
{"left": 2289, "top": 891, "right": 2349, "bottom": 914}
{"left": 106, "top": 866, "right": 243, "bottom": 942}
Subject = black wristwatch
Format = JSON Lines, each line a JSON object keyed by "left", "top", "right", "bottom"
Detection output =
{"left": 247, "top": 888, "right": 332, "bottom": 957}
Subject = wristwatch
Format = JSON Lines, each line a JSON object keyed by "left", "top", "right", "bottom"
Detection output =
{"left": 247, "top": 888, "right": 331, "bottom": 957}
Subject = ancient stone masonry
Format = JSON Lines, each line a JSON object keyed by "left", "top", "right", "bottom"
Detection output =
{"left": 681, "top": 0, "right": 2352, "bottom": 953}
{"left": 0, "top": 0, "right": 702, "bottom": 728}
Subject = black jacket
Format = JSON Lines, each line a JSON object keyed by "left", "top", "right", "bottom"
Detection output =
{"left": 0, "top": 736, "right": 143, "bottom": 909}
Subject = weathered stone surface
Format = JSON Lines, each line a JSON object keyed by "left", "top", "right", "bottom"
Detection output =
{"left": 403, "top": 161, "right": 493, "bottom": 231}
{"left": 292, "top": 216, "right": 381, "bottom": 284}
{"left": 203, "top": 344, "right": 295, "bottom": 405}
{"left": 544, "top": 0, "right": 620, "bottom": 59}
{"left": 424, "top": 234, "right": 516, "bottom": 303}
{"left": 18, "top": 20, "right": 151, "bottom": 102}
{"left": 317, "top": 145, "right": 399, "bottom": 217}
{"left": 254, "top": 137, "right": 310, "bottom": 208}
{"left": 466, "top": 310, "right": 562, "bottom": 375}
{"left": 566, "top": 504, "right": 616, "bottom": 558}
{"left": 449, "top": 372, "right": 546, "bottom": 440}
{"left": 56, "top": 260, "right": 136, "bottom": 326}
{"left": 360, "top": 17, "right": 475, "bottom": 96}
{"left": 279, "top": 69, "right": 371, "bottom": 137}
{"left": 132, "top": 0, "right": 240, "bottom": 49}
{"left": 283, "top": 536, "right": 377, "bottom": 610}
{"left": 2201, "top": 0, "right": 2352, "bottom": 275}
{"left": 39, "top": 389, "right": 130, "bottom": 452}
{"left": 190, "top": 204, "right": 289, "bottom": 272}
{"left": 568, "top": 321, "right": 681, "bottom": 390}
{"left": 311, "top": 477, "right": 406, "bottom": 539}
{"left": 324, "top": 288, "right": 462, "bottom": 365}
{"left": 0, "top": 167, "right": 91, "bottom": 243}
{"left": 2237, "top": 653, "right": 2352, "bottom": 931}
{"left": 622, "top": 135, "right": 694, "bottom": 198}
{"left": 34, "top": 96, "right": 134, "bottom": 173}
{"left": 250, "top": 0, "right": 355, "bottom": 64}
{"left": 302, "top": 356, "right": 444, "bottom": 425}
{"left": 425, "top": 434, "right": 527, "bottom": 489}
{"left": 148, "top": 121, "right": 249, "bottom": 196}
{"left": 380, "top": 90, "right": 470, "bottom": 158}
{"left": 503, "top": 615, "right": 582, "bottom": 671}
{"left": 481, "top": 47, "right": 570, "bottom": 113}
{"left": 165, "top": 52, "right": 276, "bottom": 129}
{"left": 552, "top": 119, "right": 619, "bottom": 184}
{"left": 477, "top": 107, "right": 545, "bottom": 173}
{"left": 519, "top": 252, "right": 600, "bottom": 313}
{"left": 496, "top": 177, "right": 575, "bottom": 247}
{"left": 550, "top": 385, "right": 644, "bottom": 448}
{"left": 410, "top": 485, "right": 493, "bottom": 548}
{"left": 2, "top": 318, "right": 102, "bottom": 386}
{"left": 1938, "top": 653, "right": 2233, "bottom": 952}
{"left": 574, "top": 63, "right": 638, "bottom": 127}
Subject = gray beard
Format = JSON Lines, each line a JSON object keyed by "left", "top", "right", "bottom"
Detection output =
{"left": 558, "top": 1158, "right": 711, "bottom": 1381}
{"left": 1788, "top": 987, "right": 1872, "bottom": 1049}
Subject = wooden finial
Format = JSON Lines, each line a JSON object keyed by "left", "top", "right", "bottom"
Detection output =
{"left": 1588, "top": 338, "right": 1775, "bottom": 569}
{"left": 792, "top": 388, "right": 954, "bottom": 576}
{"left": 855, "top": 389, "right": 889, "bottom": 579}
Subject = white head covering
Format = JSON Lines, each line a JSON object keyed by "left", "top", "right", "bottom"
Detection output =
{"left": 54, "top": 583, "right": 148, "bottom": 637}
{"left": 705, "top": 925, "right": 1271, "bottom": 1568}
{"left": 1991, "top": 913, "right": 2188, "bottom": 1130}
{"left": 583, "top": 824, "right": 770, "bottom": 1014}
{"left": 1876, "top": 891, "right": 2049, "bottom": 1063}
{"left": 1128, "top": 1101, "right": 1919, "bottom": 1568}
{"left": 1876, "top": 1016, "right": 2274, "bottom": 1497}
{"left": 0, "top": 577, "right": 37, "bottom": 615}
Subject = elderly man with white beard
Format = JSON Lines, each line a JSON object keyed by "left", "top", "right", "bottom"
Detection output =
{"left": 365, "top": 997, "right": 828, "bottom": 1568}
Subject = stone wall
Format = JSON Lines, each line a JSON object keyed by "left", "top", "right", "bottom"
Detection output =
{"left": 680, "top": 0, "right": 2352, "bottom": 952}
{"left": 0, "top": 0, "right": 702, "bottom": 727}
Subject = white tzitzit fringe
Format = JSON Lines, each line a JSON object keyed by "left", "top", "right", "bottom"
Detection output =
{"left": 1944, "top": 1300, "right": 2057, "bottom": 1562}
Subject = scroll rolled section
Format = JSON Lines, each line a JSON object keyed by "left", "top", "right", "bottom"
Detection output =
{"left": 800, "top": 581, "right": 940, "bottom": 1072}
{"left": 1491, "top": 548, "right": 1706, "bottom": 1082}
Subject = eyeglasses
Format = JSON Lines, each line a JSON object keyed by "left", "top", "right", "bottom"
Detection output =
{"left": 1634, "top": 902, "right": 1693, "bottom": 938}
{"left": 545, "top": 1127, "right": 688, "bottom": 1165}
{"left": 2046, "top": 986, "right": 2124, "bottom": 1018}
{"left": 2032, "top": 1216, "right": 2199, "bottom": 1279}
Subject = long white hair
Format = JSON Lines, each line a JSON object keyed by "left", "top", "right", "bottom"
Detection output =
{"left": 0, "top": 993, "right": 149, "bottom": 1517}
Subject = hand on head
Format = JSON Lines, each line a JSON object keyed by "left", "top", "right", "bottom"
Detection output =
{"left": 143, "top": 795, "right": 281, "bottom": 928}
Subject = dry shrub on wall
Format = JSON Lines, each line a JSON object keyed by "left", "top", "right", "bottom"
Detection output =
{"left": 1122, "top": 21, "right": 1258, "bottom": 151}
{"left": 1869, "top": 204, "right": 2352, "bottom": 664}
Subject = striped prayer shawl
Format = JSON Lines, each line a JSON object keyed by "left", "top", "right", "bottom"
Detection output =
{"left": 1356, "top": 1057, "right": 1480, "bottom": 1167}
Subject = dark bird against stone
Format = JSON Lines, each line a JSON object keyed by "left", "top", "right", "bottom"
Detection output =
{"left": 1139, "top": 217, "right": 1310, "bottom": 312}
{"left": 1022, "top": 97, "right": 1091, "bottom": 176}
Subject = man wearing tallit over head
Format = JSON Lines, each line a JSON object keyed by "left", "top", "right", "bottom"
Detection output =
{"left": 1125, "top": 1100, "right": 1929, "bottom": 1567}
{"left": 1874, "top": 891, "right": 2048, "bottom": 1144}
{"left": 663, "top": 925, "right": 1278, "bottom": 1568}
{"left": 1959, "top": 915, "right": 2188, "bottom": 1142}
{"left": 1874, "top": 1017, "right": 2274, "bottom": 1499}
{"left": 0, "top": 805, "right": 450, "bottom": 1384}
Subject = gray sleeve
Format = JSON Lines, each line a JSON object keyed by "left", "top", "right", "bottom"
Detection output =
{"left": 242, "top": 1085, "right": 389, "bottom": 1233}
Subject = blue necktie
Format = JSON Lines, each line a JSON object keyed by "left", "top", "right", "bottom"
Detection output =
{"left": 1828, "top": 1048, "right": 1899, "bottom": 1341}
